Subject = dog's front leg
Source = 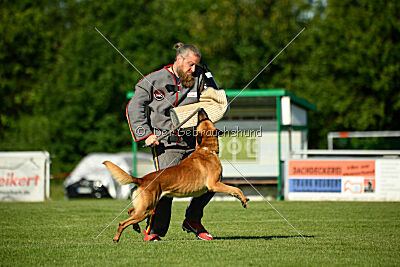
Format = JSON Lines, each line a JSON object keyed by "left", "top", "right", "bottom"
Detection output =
{"left": 208, "top": 182, "right": 249, "bottom": 208}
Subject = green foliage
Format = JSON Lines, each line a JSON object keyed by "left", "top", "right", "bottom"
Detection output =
{"left": 0, "top": 1, "right": 63, "bottom": 144}
{"left": 288, "top": 0, "right": 400, "bottom": 147}
{"left": 1, "top": 0, "right": 399, "bottom": 172}
{"left": 190, "top": 0, "right": 307, "bottom": 89}
{"left": 334, "top": 137, "right": 400, "bottom": 150}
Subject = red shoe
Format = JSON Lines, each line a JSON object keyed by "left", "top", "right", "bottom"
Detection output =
{"left": 182, "top": 219, "right": 213, "bottom": 240}
{"left": 143, "top": 234, "right": 162, "bottom": 241}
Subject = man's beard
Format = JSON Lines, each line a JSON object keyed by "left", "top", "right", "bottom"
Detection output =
{"left": 177, "top": 68, "right": 195, "bottom": 88}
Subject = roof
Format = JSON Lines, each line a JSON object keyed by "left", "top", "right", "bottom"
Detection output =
{"left": 127, "top": 88, "right": 316, "bottom": 111}
{"left": 225, "top": 89, "right": 317, "bottom": 111}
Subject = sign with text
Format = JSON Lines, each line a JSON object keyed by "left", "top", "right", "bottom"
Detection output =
{"left": 0, "top": 152, "right": 50, "bottom": 202}
{"left": 219, "top": 131, "right": 304, "bottom": 177}
{"left": 285, "top": 159, "right": 400, "bottom": 201}
{"left": 219, "top": 134, "right": 258, "bottom": 162}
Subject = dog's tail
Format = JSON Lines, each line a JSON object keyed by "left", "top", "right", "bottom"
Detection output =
{"left": 103, "top": 161, "right": 142, "bottom": 185}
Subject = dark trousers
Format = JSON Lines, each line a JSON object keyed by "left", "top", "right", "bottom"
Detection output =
{"left": 146, "top": 143, "right": 215, "bottom": 237}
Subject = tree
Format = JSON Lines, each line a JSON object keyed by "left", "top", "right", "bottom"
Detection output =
{"left": 187, "top": 0, "right": 307, "bottom": 90}
{"left": 43, "top": 0, "right": 206, "bottom": 172}
{"left": 0, "top": 1, "right": 65, "bottom": 150}
{"left": 286, "top": 0, "right": 400, "bottom": 148}
{"left": 2, "top": 0, "right": 399, "bottom": 173}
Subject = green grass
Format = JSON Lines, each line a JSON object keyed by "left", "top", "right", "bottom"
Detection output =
{"left": 50, "top": 178, "right": 67, "bottom": 201}
{"left": 0, "top": 200, "right": 399, "bottom": 266}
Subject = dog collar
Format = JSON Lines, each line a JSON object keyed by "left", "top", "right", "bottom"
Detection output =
{"left": 201, "top": 147, "right": 218, "bottom": 155}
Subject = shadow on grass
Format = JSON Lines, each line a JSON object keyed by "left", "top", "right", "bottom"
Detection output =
{"left": 213, "top": 235, "right": 314, "bottom": 240}
{"left": 107, "top": 235, "right": 315, "bottom": 243}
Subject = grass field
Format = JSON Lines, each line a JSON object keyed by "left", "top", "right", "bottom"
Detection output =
{"left": 0, "top": 198, "right": 399, "bottom": 266}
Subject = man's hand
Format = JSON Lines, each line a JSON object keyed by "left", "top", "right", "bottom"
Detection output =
{"left": 145, "top": 134, "right": 159, "bottom": 147}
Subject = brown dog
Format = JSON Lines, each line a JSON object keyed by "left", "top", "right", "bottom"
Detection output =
{"left": 104, "top": 109, "right": 249, "bottom": 243}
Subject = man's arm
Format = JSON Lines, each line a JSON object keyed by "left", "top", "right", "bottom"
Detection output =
{"left": 126, "top": 83, "right": 154, "bottom": 142}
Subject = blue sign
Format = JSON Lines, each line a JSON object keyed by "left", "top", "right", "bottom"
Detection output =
{"left": 289, "top": 178, "right": 341, "bottom": 193}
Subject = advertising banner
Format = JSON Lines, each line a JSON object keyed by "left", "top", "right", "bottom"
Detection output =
{"left": 285, "top": 159, "right": 400, "bottom": 201}
{"left": 220, "top": 131, "right": 303, "bottom": 177}
{"left": 0, "top": 152, "right": 50, "bottom": 202}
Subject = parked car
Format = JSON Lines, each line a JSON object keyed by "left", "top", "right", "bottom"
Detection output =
{"left": 64, "top": 152, "right": 153, "bottom": 199}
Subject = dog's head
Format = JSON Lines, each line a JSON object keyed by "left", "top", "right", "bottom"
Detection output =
{"left": 196, "top": 109, "right": 223, "bottom": 153}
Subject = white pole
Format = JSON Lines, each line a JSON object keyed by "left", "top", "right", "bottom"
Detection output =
{"left": 45, "top": 151, "right": 50, "bottom": 200}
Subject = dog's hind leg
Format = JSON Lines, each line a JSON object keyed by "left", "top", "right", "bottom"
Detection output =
{"left": 113, "top": 210, "right": 150, "bottom": 243}
{"left": 208, "top": 182, "right": 249, "bottom": 208}
{"left": 114, "top": 191, "right": 157, "bottom": 243}
{"left": 132, "top": 223, "right": 141, "bottom": 233}
{"left": 128, "top": 207, "right": 135, "bottom": 216}
{"left": 127, "top": 208, "right": 141, "bottom": 233}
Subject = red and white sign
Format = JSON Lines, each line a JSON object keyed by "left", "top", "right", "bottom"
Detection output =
{"left": 288, "top": 160, "right": 375, "bottom": 177}
{"left": 285, "top": 159, "right": 400, "bottom": 201}
{"left": 0, "top": 152, "right": 50, "bottom": 202}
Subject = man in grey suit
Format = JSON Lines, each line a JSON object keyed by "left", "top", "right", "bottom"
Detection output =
{"left": 126, "top": 43, "right": 217, "bottom": 241}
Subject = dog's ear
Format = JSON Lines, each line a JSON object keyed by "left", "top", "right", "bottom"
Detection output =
{"left": 196, "top": 131, "right": 203, "bottom": 146}
{"left": 198, "top": 108, "right": 209, "bottom": 122}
